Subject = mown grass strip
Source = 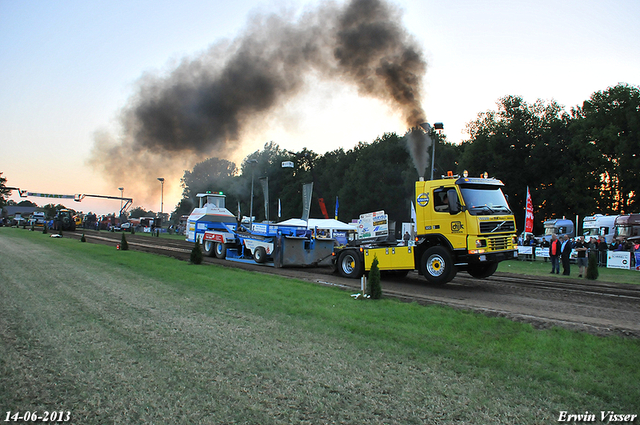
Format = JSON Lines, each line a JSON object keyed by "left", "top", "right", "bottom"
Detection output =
{"left": 1, "top": 228, "right": 639, "bottom": 424}
{"left": 499, "top": 256, "right": 639, "bottom": 285}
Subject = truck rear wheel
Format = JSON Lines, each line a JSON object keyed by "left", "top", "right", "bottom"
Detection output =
{"left": 202, "top": 240, "right": 215, "bottom": 257}
{"left": 253, "top": 246, "right": 267, "bottom": 263}
{"left": 214, "top": 242, "right": 227, "bottom": 259}
{"left": 467, "top": 262, "right": 498, "bottom": 279}
{"left": 420, "top": 246, "right": 457, "bottom": 284}
{"left": 337, "top": 251, "right": 363, "bottom": 278}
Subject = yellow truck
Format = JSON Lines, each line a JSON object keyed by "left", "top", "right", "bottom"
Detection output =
{"left": 333, "top": 173, "right": 518, "bottom": 284}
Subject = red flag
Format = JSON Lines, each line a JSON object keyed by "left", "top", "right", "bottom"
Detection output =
{"left": 318, "top": 198, "right": 329, "bottom": 219}
{"left": 525, "top": 186, "right": 534, "bottom": 233}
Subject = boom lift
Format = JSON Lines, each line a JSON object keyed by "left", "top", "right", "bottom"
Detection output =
{"left": 5, "top": 187, "right": 133, "bottom": 218}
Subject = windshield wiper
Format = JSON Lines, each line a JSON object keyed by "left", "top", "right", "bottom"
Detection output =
{"left": 492, "top": 205, "right": 513, "bottom": 214}
{"left": 469, "top": 205, "right": 496, "bottom": 214}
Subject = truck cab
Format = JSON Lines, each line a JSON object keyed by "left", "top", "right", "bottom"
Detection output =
{"left": 538, "top": 218, "right": 574, "bottom": 244}
{"left": 614, "top": 214, "right": 640, "bottom": 242}
{"left": 334, "top": 174, "right": 517, "bottom": 284}
{"left": 185, "top": 192, "right": 238, "bottom": 258}
{"left": 583, "top": 214, "right": 618, "bottom": 244}
{"left": 412, "top": 174, "right": 517, "bottom": 282}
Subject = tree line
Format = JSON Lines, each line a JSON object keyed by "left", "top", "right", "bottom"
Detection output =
{"left": 2, "top": 84, "right": 638, "bottom": 236}
{"left": 170, "top": 83, "right": 639, "bottom": 236}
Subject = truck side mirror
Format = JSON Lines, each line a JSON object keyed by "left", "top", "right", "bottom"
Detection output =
{"left": 447, "top": 189, "right": 460, "bottom": 214}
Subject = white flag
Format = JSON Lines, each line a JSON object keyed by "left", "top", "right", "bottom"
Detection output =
{"left": 411, "top": 200, "right": 416, "bottom": 224}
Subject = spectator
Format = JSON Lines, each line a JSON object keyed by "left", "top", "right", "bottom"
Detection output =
{"left": 574, "top": 236, "right": 588, "bottom": 278}
{"left": 549, "top": 234, "right": 561, "bottom": 275}
{"left": 561, "top": 234, "right": 572, "bottom": 276}
{"left": 610, "top": 238, "right": 620, "bottom": 251}
{"left": 597, "top": 236, "right": 608, "bottom": 267}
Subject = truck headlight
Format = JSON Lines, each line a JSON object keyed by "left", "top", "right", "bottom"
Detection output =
{"left": 475, "top": 239, "right": 487, "bottom": 248}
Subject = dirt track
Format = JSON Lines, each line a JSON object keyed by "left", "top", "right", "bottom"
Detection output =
{"left": 69, "top": 230, "right": 640, "bottom": 338}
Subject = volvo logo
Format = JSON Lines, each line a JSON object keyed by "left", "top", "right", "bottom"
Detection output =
{"left": 417, "top": 193, "right": 429, "bottom": 207}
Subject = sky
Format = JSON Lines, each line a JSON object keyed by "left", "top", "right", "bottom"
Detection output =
{"left": 1, "top": 0, "right": 639, "bottom": 216}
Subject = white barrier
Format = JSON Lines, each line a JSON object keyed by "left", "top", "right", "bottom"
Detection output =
{"left": 607, "top": 251, "right": 631, "bottom": 270}
{"left": 536, "top": 247, "right": 549, "bottom": 258}
{"left": 517, "top": 246, "right": 533, "bottom": 255}
{"left": 517, "top": 247, "right": 639, "bottom": 271}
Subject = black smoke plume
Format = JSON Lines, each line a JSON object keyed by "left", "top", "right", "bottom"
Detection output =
{"left": 404, "top": 126, "right": 433, "bottom": 179}
{"left": 88, "top": 0, "right": 427, "bottom": 206}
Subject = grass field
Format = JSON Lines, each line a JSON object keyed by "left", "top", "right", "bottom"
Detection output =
{"left": 499, "top": 257, "right": 639, "bottom": 285}
{"left": 1, "top": 227, "right": 639, "bottom": 424}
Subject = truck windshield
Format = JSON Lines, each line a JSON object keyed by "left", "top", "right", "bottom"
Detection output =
{"left": 616, "top": 226, "right": 638, "bottom": 238}
{"left": 583, "top": 228, "right": 600, "bottom": 237}
{"left": 545, "top": 226, "right": 561, "bottom": 236}
{"left": 460, "top": 186, "right": 512, "bottom": 216}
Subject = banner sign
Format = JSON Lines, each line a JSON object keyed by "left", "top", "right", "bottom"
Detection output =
{"left": 535, "top": 247, "right": 549, "bottom": 258}
{"left": 260, "top": 177, "right": 269, "bottom": 221}
{"left": 525, "top": 186, "right": 534, "bottom": 233}
{"left": 26, "top": 192, "right": 75, "bottom": 199}
{"left": 607, "top": 251, "right": 631, "bottom": 270}
{"left": 636, "top": 253, "right": 640, "bottom": 271}
{"left": 301, "top": 182, "right": 313, "bottom": 222}
{"left": 517, "top": 246, "right": 533, "bottom": 255}
{"left": 357, "top": 211, "right": 388, "bottom": 239}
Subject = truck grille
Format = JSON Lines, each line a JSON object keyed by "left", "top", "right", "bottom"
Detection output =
{"left": 488, "top": 236, "right": 511, "bottom": 251}
{"left": 479, "top": 220, "right": 516, "bottom": 234}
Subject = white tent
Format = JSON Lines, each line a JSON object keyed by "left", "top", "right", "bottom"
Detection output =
{"left": 277, "top": 218, "right": 356, "bottom": 231}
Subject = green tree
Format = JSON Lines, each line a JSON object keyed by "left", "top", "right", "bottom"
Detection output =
{"left": 170, "top": 198, "right": 195, "bottom": 224}
{"left": 190, "top": 240, "right": 203, "bottom": 264}
{"left": 586, "top": 252, "right": 599, "bottom": 280}
{"left": 460, "top": 96, "right": 571, "bottom": 234}
{"left": 367, "top": 256, "right": 382, "bottom": 299}
{"left": 42, "top": 203, "right": 75, "bottom": 219}
{"left": 181, "top": 157, "right": 238, "bottom": 200}
{"left": 0, "top": 173, "right": 12, "bottom": 208}
{"left": 338, "top": 133, "right": 415, "bottom": 226}
{"left": 174, "top": 133, "right": 463, "bottom": 228}
{"left": 129, "top": 207, "right": 154, "bottom": 218}
{"left": 120, "top": 233, "right": 129, "bottom": 250}
{"left": 17, "top": 200, "right": 38, "bottom": 207}
{"left": 571, "top": 83, "right": 640, "bottom": 214}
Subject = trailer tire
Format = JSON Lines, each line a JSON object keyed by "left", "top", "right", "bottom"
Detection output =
{"left": 214, "top": 242, "right": 227, "bottom": 259}
{"left": 420, "top": 246, "right": 457, "bottom": 284}
{"left": 254, "top": 246, "right": 267, "bottom": 263}
{"left": 202, "top": 240, "right": 215, "bottom": 257}
{"left": 337, "top": 250, "right": 363, "bottom": 278}
{"left": 467, "top": 262, "right": 498, "bottom": 279}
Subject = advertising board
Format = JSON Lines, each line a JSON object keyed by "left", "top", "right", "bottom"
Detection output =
{"left": 357, "top": 211, "right": 388, "bottom": 239}
{"left": 607, "top": 251, "right": 631, "bottom": 270}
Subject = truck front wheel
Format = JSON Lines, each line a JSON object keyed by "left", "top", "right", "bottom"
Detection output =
{"left": 420, "top": 246, "right": 457, "bottom": 284}
{"left": 467, "top": 262, "right": 498, "bottom": 279}
{"left": 337, "top": 251, "right": 363, "bottom": 278}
